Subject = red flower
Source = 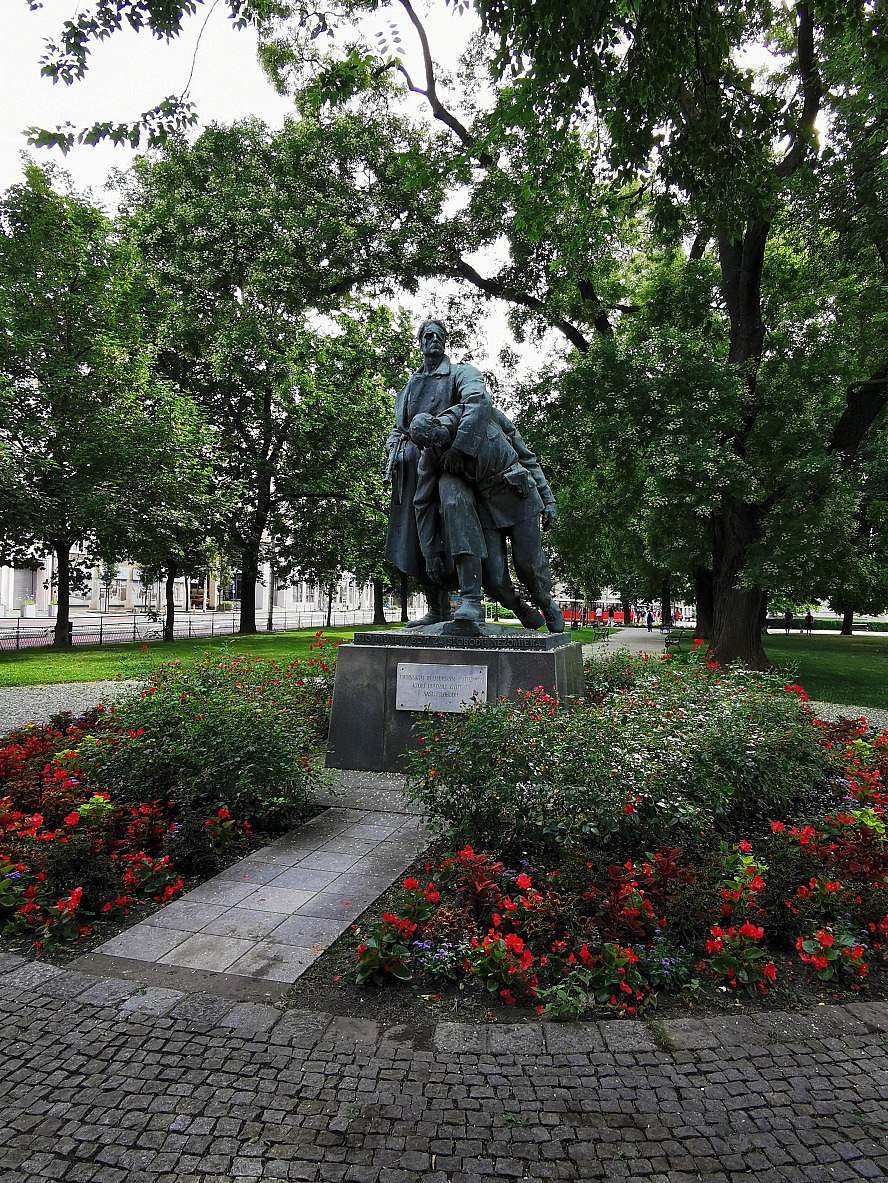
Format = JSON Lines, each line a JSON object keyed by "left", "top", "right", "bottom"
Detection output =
{"left": 63, "top": 813, "right": 80, "bottom": 827}
{"left": 402, "top": 878, "right": 420, "bottom": 891}
{"left": 816, "top": 930, "right": 835, "bottom": 949}
{"left": 738, "top": 921, "right": 764, "bottom": 941}
{"left": 516, "top": 873, "right": 532, "bottom": 890}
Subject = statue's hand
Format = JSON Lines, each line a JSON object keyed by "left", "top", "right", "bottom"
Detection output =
{"left": 427, "top": 555, "right": 446, "bottom": 583}
{"left": 542, "top": 504, "right": 558, "bottom": 531}
{"left": 442, "top": 447, "right": 468, "bottom": 476}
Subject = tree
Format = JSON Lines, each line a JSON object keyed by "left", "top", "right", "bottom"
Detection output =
{"left": 119, "top": 387, "right": 239, "bottom": 641}
{"left": 122, "top": 116, "right": 423, "bottom": 631}
{"left": 25, "top": 0, "right": 292, "bottom": 151}
{"left": 0, "top": 165, "right": 171, "bottom": 647}
{"left": 29, "top": 1, "right": 888, "bottom": 663}
{"left": 259, "top": 309, "right": 412, "bottom": 624}
{"left": 469, "top": 0, "right": 888, "bottom": 664}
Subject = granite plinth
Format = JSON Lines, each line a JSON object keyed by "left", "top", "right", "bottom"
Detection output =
{"left": 325, "top": 629, "right": 584, "bottom": 773}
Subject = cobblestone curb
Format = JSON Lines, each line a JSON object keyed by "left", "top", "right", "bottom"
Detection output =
{"left": 3, "top": 953, "right": 888, "bottom": 1181}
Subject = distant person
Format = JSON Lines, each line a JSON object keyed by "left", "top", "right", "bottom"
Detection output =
{"left": 607, "top": 606, "right": 614, "bottom": 626}
{"left": 646, "top": 609, "right": 654, "bottom": 633}
{"left": 783, "top": 609, "right": 793, "bottom": 635}
{"left": 595, "top": 605, "right": 603, "bottom": 624}
{"left": 804, "top": 611, "right": 813, "bottom": 635}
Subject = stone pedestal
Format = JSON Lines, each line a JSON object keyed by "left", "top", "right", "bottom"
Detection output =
{"left": 325, "top": 627, "right": 584, "bottom": 773}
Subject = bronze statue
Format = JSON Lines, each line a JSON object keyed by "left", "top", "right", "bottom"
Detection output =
{"left": 384, "top": 318, "right": 563, "bottom": 633}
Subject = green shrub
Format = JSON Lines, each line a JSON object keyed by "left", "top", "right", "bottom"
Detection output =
{"left": 79, "top": 648, "right": 335, "bottom": 830}
{"left": 404, "top": 653, "right": 834, "bottom": 853}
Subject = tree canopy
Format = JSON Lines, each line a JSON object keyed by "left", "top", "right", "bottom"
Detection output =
{"left": 21, "top": 0, "right": 888, "bottom": 658}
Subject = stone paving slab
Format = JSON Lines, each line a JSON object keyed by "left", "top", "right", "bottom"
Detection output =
{"left": 1, "top": 951, "right": 888, "bottom": 1181}
{"left": 89, "top": 786, "right": 429, "bottom": 985}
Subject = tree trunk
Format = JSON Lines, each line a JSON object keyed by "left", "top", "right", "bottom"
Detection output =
{"left": 399, "top": 573, "right": 410, "bottom": 624}
{"left": 840, "top": 604, "right": 854, "bottom": 636}
{"left": 239, "top": 467, "right": 273, "bottom": 635}
{"left": 709, "top": 225, "right": 771, "bottom": 667}
{"left": 266, "top": 566, "right": 276, "bottom": 633}
{"left": 164, "top": 562, "right": 177, "bottom": 643}
{"left": 52, "top": 541, "right": 72, "bottom": 649}
{"left": 326, "top": 584, "right": 334, "bottom": 628}
{"left": 372, "top": 577, "right": 386, "bottom": 625}
{"left": 238, "top": 546, "right": 259, "bottom": 635}
{"left": 660, "top": 582, "right": 672, "bottom": 628}
{"left": 709, "top": 496, "right": 769, "bottom": 668}
{"left": 692, "top": 567, "right": 714, "bottom": 640}
{"left": 620, "top": 593, "right": 631, "bottom": 627}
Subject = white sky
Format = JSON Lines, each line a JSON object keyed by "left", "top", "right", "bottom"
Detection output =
{"left": 1, "top": 3, "right": 295, "bottom": 201}
{"left": 0, "top": 2, "right": 556, "bottom": 374}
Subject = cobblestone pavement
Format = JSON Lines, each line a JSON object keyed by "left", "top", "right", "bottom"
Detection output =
{"left": 3, "top": 951, "right": 888, "bottom": 1182}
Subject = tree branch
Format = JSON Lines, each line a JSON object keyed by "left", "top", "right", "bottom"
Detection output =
{"left": 388, "top": 0, "right": 495, "bottom": 167}
{"left": 828, "top": 368, "right": 888, "bottom": 461}
{"left": 689, "top": 233, "right": 709, "bottom": 260}
{"left": 577, "top": 279, "right": 615, "bottom": 336}
{"left": 446, "top": 258, "right": 592, "bottom": 354}
{"left": 775, "top": 2, "right": 822, "bottom": 181}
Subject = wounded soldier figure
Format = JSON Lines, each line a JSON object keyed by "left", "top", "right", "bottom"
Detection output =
{"left": 409, "top": 406, "right": 565, "bottom": 633}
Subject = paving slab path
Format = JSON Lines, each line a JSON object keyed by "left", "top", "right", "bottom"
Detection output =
{"left": 84, "top": 773, "right": 428, "bottom": 987}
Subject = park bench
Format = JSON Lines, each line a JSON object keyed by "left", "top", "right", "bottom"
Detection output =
{"left": 591, "top": 623, "right": 609, "bottom": 643}
{"left": 663, "top": 630, "right": 684, "bottom": 653}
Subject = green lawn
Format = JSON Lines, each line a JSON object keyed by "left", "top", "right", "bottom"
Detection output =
{"left": 762, "top": 633, "right": 888, "bottom": 712}
{"left": 2, "top": 625, "right": 883, "bottom": 715}
{"left": 0, "top": 625, "right": 402, "bottom": 687}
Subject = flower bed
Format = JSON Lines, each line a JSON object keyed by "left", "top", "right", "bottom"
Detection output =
{"left": 0, "top": 638, "right": 337, "bottom": 956}
{"left": 353, "top": 649, "right": 888, "bottom": 1017}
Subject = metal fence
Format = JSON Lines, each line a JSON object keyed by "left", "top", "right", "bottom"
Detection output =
{"left": 0, "top": 609, "right": 402, "bottom": 652}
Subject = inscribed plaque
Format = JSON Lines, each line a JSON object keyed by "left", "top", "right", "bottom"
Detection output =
{"left": 395, "top": 663, "right": 488, "bottom": 712}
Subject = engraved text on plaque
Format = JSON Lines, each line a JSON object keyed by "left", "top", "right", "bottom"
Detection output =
{"left": 395, "top": 663, "right": 488, "bottom": 712}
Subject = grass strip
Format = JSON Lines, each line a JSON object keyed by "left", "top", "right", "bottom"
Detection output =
{"left": 0, "top": 625, "right": 401, "bottom": 687}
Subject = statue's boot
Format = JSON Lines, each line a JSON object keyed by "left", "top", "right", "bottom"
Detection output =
{"left": 452, "top": 557, "right": 486, "bottom": 625}
{"left": 495, "top": 589, "right": 544, "bottom": 630}
{"left": 405, "top": 583, "right": 452, "bottom": 628}
{"left": 542, "top": 600, "right": 566, "bottom": 633}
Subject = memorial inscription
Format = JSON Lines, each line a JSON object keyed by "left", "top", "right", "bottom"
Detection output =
{"left": 395, "top": 663, "right": 488, "bottom": 712}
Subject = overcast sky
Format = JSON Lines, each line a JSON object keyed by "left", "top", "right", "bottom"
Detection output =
{"left": 0, "top": 3, "right": 551, "bottom": 373}
{"left": 1, "top": 4, "right": 296, "bottom": 201}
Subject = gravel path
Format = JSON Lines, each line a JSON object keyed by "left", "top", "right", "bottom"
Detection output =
{"left": 808, "top": 699, "right": 888, "bottom": 732}
{"left": 0, "top": 680, "right": 140, "bottom": 734}
{"left": 0, "top": 680, "right": 886, "bottom": 737}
